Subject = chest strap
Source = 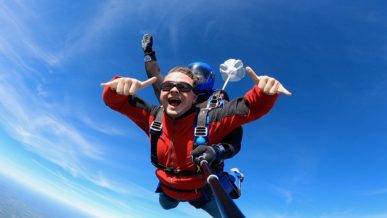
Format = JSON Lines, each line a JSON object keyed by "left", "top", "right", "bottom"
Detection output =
{"left": 159, "top": 166, "right": 202, "bottom": 176}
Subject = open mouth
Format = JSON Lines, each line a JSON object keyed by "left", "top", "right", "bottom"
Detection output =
{"left": 168, "top": 98, "right": 182, "bottom": 107}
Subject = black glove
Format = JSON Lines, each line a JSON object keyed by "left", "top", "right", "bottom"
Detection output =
{"left": 191, "top": 145, "right": 218, "bottom": 165}
{"left": 142, "top": 34, "right": 153, "bottom": 54}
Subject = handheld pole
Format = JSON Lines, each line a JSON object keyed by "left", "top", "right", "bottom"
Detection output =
{"left": 200, "top": 160, "right": 245, "bottom": 218}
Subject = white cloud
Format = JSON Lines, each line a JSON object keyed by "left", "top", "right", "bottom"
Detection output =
{"left": 0, "top": 2, "right": 60, "bottom": 71}
{"left": 31, "top": 158, "right": 156, "bottom": 210}
{"left": 245, "top": 209, "right": 387, "bottom": 218}
{"left": 0, "top": 155, "right": 207, "bottom": 218}
{"left": 0, "top": 1, "right": 293, "bottom": 217}
{"left": 79, "top": 115, "right": 127, "bottom": 136}
{"left": 0, "top": 158, "right": 134, "bottom": 218}
{"left": 319, "top": 211, "right": 387, "bottom": 218}
{"left": 365, "top": 188, "right": 387, "bottom": 196}
{"left": 0, "top": 1, "right": 137, "bottom": 72}
{"left": 275, "top": 187, "right": 294, "bottom": 204}
{"left": 0, "top": 0, "right": 137, "bottom": 179}
{"left": 0, "top": 2, "right": 162, "bottom": 213}
{"left": 0, "top": 75, "right": 103, "bottom": 173}
{"left": 56, "top": 1, "right": 142, "bottom": 63}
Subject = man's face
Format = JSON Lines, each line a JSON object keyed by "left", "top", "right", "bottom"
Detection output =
{"left": 160, "top": 72, "right": 197, "bottom": 118}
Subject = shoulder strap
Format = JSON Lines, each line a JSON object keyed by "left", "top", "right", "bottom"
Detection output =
{"left": 194, "top": 90, "right": 228, "bottom": 147}
{"left": 194, "top": 108, "right": 209, "bottom": 146}
{"left": 150, "top": 106, "right": 163, "bottom": 167}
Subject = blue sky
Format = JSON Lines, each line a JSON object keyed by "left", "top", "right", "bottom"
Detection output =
{"left": 0, "top": 0, "right": 386, "bottom": 217}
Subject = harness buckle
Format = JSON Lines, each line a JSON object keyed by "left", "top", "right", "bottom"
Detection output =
{"left": 194, "top": 126, "right": 208, "bottom": 137}
{"left": 163, "top": 167, "right": 174, "bottom": 174}
{"left": 150, "top": 120, "right": 162, "bottom": 134}
{"left": 207, "top": 92, "right": 224, "bottom": 109}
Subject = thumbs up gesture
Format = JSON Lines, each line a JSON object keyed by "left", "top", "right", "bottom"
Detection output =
{"left": 101, "top": 77, "right": 157, "bottom": 96}
{"left": 246, "top": 67, "right": 292, "bottom": 96}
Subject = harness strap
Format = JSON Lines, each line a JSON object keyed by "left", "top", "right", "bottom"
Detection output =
{"left": 160, "top": 183, "right": 209, "bottom": 193}
{"left": 194, "top": 90, "right": 227, "bottom": 147}
{"left": 194, "top": 108, "right": 209, "bottom": 146}
{"left": 158, "top": 165, "right": 203, "bottom": 176}
{"left": 150, "top": 107, "right": 163, "bottom": 167}
{"left": 150, "top": 107, "right": 203, "bottom": 176}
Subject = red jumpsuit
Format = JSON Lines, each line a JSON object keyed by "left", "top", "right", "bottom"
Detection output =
{"left": 103, "top": 82, "right": 278, "bottom": 201}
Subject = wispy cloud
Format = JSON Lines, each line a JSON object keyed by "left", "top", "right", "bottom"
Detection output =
{"left": 0, "top": 0, "right": 140, "bottom": 193}
{"left": 30, "top": 158, "right": 156, "bottom": 208}
{"left": 0, "top": 72, "right": 103, "bottom": 171}
{"left": 0, "top": 157, "right": 134, "bottom": 218}
{"left": 365, "top": 188, "right": 387, "bottom": 196}
{"left": 57, "top": 1, "right": 141, "bottom": 63}
{"left": 0, "top": 58, "right": 172, "bottom": 217}
{"left": 0, "top": 3, "right": 60, "bottom": 71}
{"left": 319, "top": 211, "right": 387, "bottom": 218}
{"left": 79, "top": 115, "right": 127, "bottom": 136}
{"left": 273, "top": 186, "right": 294, "bottom": 204}
{"left": 0, "top": 1, "right": 135, "bottom": 72}
{"left": 0, "top": 2, "right": 182, "bottom": 217}
{"left": 245, "top": 209, "right": 387, "bottom": 218}
{"left": 0, "top": 153, "right": 202, "bottom": 218}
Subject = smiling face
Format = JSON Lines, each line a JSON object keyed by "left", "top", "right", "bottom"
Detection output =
{"left": 160, "top": 71, "right": 197, "bottom": 118}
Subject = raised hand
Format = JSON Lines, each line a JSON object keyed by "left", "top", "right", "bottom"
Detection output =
{"left": 101, "top": 77, "right": 157, "bottom": 96}
{"left": 142, "top": 34, "right": 153, "bottom": 53}
{"left": 246, "top": 66, "right": 292, "bottom": 96}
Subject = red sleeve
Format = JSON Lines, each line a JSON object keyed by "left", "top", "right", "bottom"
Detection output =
{"left": 243, "top": 85, "right": 279, "bottom": 122}
{"left": 102, "top": 76, "right": 154, "bottom": 134}
{"left": 208, "top": 85, "right": 279, "bottom": 144}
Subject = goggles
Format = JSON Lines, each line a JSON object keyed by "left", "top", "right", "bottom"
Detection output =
{"left": 161, "top": 81, "right": 193, "bottom": 92}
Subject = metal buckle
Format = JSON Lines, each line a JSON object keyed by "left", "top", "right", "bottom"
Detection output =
{"left": 208, "top": 93, "right": 223, "bottom": 109}
{"left": 164, "top": 167, "right": 181, "bottom": 176}
{"left": 163, "top": 167, "right": 173, "bottom": 174}
{"left": 194, "top": 126, "right": 208, "bottom": 137}
{"left": 150, "top": 121, "right": 162, "bottom": 133}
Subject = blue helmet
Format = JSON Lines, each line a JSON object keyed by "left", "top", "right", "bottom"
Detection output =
{"left": 188, "top": 62, "right": 215, "bottom": 93}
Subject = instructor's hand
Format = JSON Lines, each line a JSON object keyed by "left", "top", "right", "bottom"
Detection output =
{"left": 246, "top": 66, "right": 292, "bottom": 96}
{"left": 101, "top": 77, "right": 157, "bottom": 96}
